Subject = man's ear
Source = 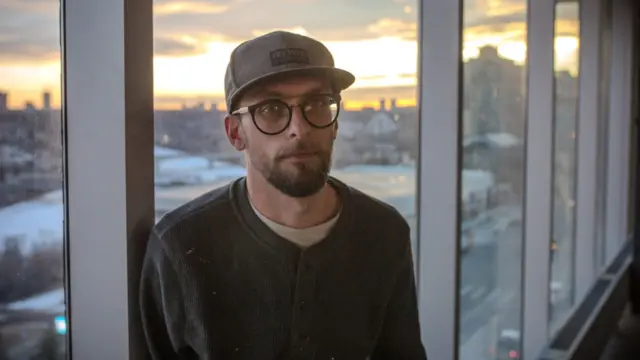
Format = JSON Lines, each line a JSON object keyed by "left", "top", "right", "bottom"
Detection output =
{"left": 224, "top": 115, "right": 246, "bottom": 151}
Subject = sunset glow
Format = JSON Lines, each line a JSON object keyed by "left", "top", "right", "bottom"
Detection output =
{"left": 0, "top": 3, "right": 580, "bottom": 110}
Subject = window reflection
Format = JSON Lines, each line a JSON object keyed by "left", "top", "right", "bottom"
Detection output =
{"left": 0, "top": 0, "right": 66, "bottom": 358}
{"left": 550, "top": 0, "right": 580, "bottom": 333}
{"left": 152, "top": 1, "right": 419, "bottom": 249}
{"left": 460, "top": 1, "right": 527, "bottom": 358}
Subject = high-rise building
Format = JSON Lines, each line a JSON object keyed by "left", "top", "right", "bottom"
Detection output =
{"left": 379, "top": 98, "right": 386, "bottom": 111}
{"left": 465, "top": 45, "right": 525, "bottom": 138}
{"left": 43, "top": 91, "right": 52, "bottom": 110}
{"left": 390, "top": 98, "right": 397, "bottom": 110}
{"left": 0, "top": 92, "right": 7, "bottom": 112}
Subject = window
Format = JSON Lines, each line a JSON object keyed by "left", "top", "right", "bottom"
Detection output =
{"left": 152, "top": 1, "right": 419, "bottom": 248}
{"left": 549, "top": 0, "right": 580, "bottom": 333}
{"left": 460, "top": 1, "right": 527, "bottom": 358}
{"left": 0, "top": 0, "right": 66, "bottom": 358}
{"left": 596, "top": 0, "right": 613, "bottom": 267}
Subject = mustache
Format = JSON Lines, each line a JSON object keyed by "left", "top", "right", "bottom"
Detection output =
{"left": 276, "top": 143, "right": 322, "bottom": 159}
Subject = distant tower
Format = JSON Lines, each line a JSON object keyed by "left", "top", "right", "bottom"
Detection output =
{"left": 25, "top": 101, "right": 36, "bottom": 112}
{"left": 43, "top": 91, "right": 52, "bottom": 110}
{"left": 0, "top": 92, "right": 7, "bottom": 112}
{"left": 379, "top": 98, "right": 386, "bottom": 111}
{"left": 390, "top": 98, "right": 397, "bottom": 110}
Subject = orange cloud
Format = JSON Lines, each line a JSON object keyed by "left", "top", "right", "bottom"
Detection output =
{"left": 367, "top": 18, "right": 417, "bottom": 40}
{"left": 154, "top": 2, "right": 230, "bottom": 15}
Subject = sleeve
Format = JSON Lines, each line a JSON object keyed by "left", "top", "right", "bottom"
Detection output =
{"left": 371, "top": 234, "right": 428, "bottom": 360}
{"left": 139, "top": 230, "right": 186, "bottom": 360}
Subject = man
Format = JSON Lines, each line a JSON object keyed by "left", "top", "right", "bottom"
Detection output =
{"left": 140, "top": 30, "right": 427, "bottom": 360}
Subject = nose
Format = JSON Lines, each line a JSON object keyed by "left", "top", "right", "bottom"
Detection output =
{"left": 286, "top": 106, "right": 312, "bottom": 138}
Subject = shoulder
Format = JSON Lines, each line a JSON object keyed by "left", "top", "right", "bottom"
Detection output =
{"left": 149, "top": 179, "right": 239, "bottom": 258}
{"left": 330, "top": 177, "right": 411, "bottom": 252}
{"left": 343, "top": 182, "right": 410, "bottom": 234}
{"left": 331, "top": 178, "right": 414, "bottom": 275}
{"left": 154, "top": 181, "right": 235, "bottom": 237}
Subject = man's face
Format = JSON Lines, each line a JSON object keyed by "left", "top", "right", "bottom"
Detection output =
{"left": 225, "top": 76, "right": 338, "bottom": 198}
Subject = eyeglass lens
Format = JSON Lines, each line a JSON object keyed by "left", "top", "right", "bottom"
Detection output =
{"left": 251, "top": 94, "right": 339, "bottom": 134}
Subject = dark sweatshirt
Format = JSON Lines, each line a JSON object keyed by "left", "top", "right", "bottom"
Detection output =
{"left": 139, "top": 176, "right": 427, "bottom": 360}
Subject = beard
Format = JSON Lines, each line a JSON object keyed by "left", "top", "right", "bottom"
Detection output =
{"left": 254, "top": 142, "right": 333, "bottom": 198}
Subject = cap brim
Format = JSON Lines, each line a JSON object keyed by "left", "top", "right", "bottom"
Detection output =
{"left": 228, "top": 67, "right": 355, "bottom": 111}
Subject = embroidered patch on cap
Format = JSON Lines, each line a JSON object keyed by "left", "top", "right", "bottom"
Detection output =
{"left": 270, "top": 48, "right": 310, "bottom": 67}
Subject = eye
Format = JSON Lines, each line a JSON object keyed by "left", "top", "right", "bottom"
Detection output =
{"left": 303, "top": 95, "right": 335, "bottom": 111}
{"left": 257, "top": 101, "right": 281, "bottom": 114}
{"left": 255, "top": 100, "right": 288, "bottom": 118}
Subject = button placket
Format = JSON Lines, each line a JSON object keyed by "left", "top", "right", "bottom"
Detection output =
{"left": 290, "top": 252, "right": 316, "bottom": 358}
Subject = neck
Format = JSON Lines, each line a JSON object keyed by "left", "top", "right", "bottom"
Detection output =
{"left": 246, "top": 169, "right": 339, "bottom": 229}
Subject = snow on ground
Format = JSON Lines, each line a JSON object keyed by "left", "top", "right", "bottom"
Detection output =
{"left": 155, "top": 154, "right": 246, "bottom": 186}
{"left": 0, "top": 147, "right": 508, "bottom": 315}
{"left": 0, "top": 162, "right": 419, "bottom": 253}
{"left": 0, "top": 155, "right": 500, "bottom": 255}
{"left": 0, "top": 190, "right": 63, "bottom": 253}
{"left": 158, "top": 156, "right": 209, "bottom": 172}
{"left": 7, "top": 288, "right": 65, "bottom": 314}
{"left": 154, "top": 145, "right": 186, "bottom": 158}
{"left": 461, "top": 169, "right": 494, "bottom": 200}
{"left": 0, "top": 156, "right": 509, "bottom": 316}
{"left": 462, "top": 132, "right": 522, "bottom": 148}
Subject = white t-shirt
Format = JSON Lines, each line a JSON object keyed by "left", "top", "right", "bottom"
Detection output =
{"left": 250, "top": 202, "right": 340, "bottom": 248}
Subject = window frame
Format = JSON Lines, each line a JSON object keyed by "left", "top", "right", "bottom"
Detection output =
{"left": 574, "top": 0, "right": 603, "bottom": 304}
{"left": 522, "top": 0, "right": 555, "bottom": 357}
{"left": 415, "top": 0, "right": 463, "bottom": 358}
{"left": 57, "top": 0, "right": 639, "bottom": 358}
{"left": 605, "top": 0, "right": 635, "bottom": 264}
{"left": 62, "top": 0, "right": 155, "bottom": 358}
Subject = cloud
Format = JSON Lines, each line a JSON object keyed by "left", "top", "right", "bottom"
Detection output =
{"left": 343, "top": 84, "right": 416, "bottom": 103}
{"left": 153, "top": 0, "right": 414, "bottom": 41}
{"left": 154, "top": 1, "right": 230, "bottom": 15}
{"left": 367, "top": 18, "right": 417, "bottom": 40}
{"left": 0, "top": 35, "right": 59, "bottom": 63}
{"left": 357, "top": 73, "right": 415, "bottom": 82}
{"left": 0, "top": 0, "right": 580, "bottom": 63}
{"left": 155, "top": 37, "right": 207, "bottom": 57}
{"left": 0, "top": 0, "right": 57, "bottom": 13}
{"left": 464, "top": 1, "right": 527, "bottom": 32}
{"left": 0, "top": 1, "right": 60, "bottom": 63}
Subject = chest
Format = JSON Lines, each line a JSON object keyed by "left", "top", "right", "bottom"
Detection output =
{"left": 183, "top": 248, "right": 392, "bottom": 359}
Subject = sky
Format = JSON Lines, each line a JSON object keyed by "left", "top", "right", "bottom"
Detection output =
{"left": 0, "top": 0, "right": 580, "bottom": 110}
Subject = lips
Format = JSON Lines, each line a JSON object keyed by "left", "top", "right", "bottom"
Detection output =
{"left": 281, "top": 151, "right": 318, "bottom": 160}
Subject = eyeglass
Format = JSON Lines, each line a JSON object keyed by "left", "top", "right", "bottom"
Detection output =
{"left": 231, "top": 93, "right": 341, "bottom": 135}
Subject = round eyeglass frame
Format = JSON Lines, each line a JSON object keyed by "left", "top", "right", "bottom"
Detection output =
{"left": 231, "top": 93, "right": 342, "bottom": 135}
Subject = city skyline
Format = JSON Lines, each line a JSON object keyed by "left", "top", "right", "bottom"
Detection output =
{"left": 0, "top": 0, "right": 579, "bottom": 109}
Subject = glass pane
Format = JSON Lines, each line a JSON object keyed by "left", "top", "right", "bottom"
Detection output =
{"left": 0, "top": 0, "right": 66, "bottom": 358}
{"left": 153, "top": 3, "right": 418, "bottom": 247}
{"left": 550, "top": 0, "right": 580, "bottom": 333}
{"left": 460, "top": 1, "right": 527, "bottom": 359}
{"left": 596, "top": 0, "right": 612, "bottom": 267}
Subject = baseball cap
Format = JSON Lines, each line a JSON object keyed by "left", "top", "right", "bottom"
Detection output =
{"left": 224, "top": 31, "right": 356, "bottom": 112}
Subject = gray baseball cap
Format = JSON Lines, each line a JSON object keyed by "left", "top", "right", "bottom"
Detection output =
{"left": 224, "top": 31, "right": 355, "bottom": 112}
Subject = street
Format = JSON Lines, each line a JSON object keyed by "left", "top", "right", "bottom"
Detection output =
{"left": 459, "top": 216, "right": 524, "bottom": 359}
{"left": 457, "top": 204, "right": 574, "bottom": 359}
